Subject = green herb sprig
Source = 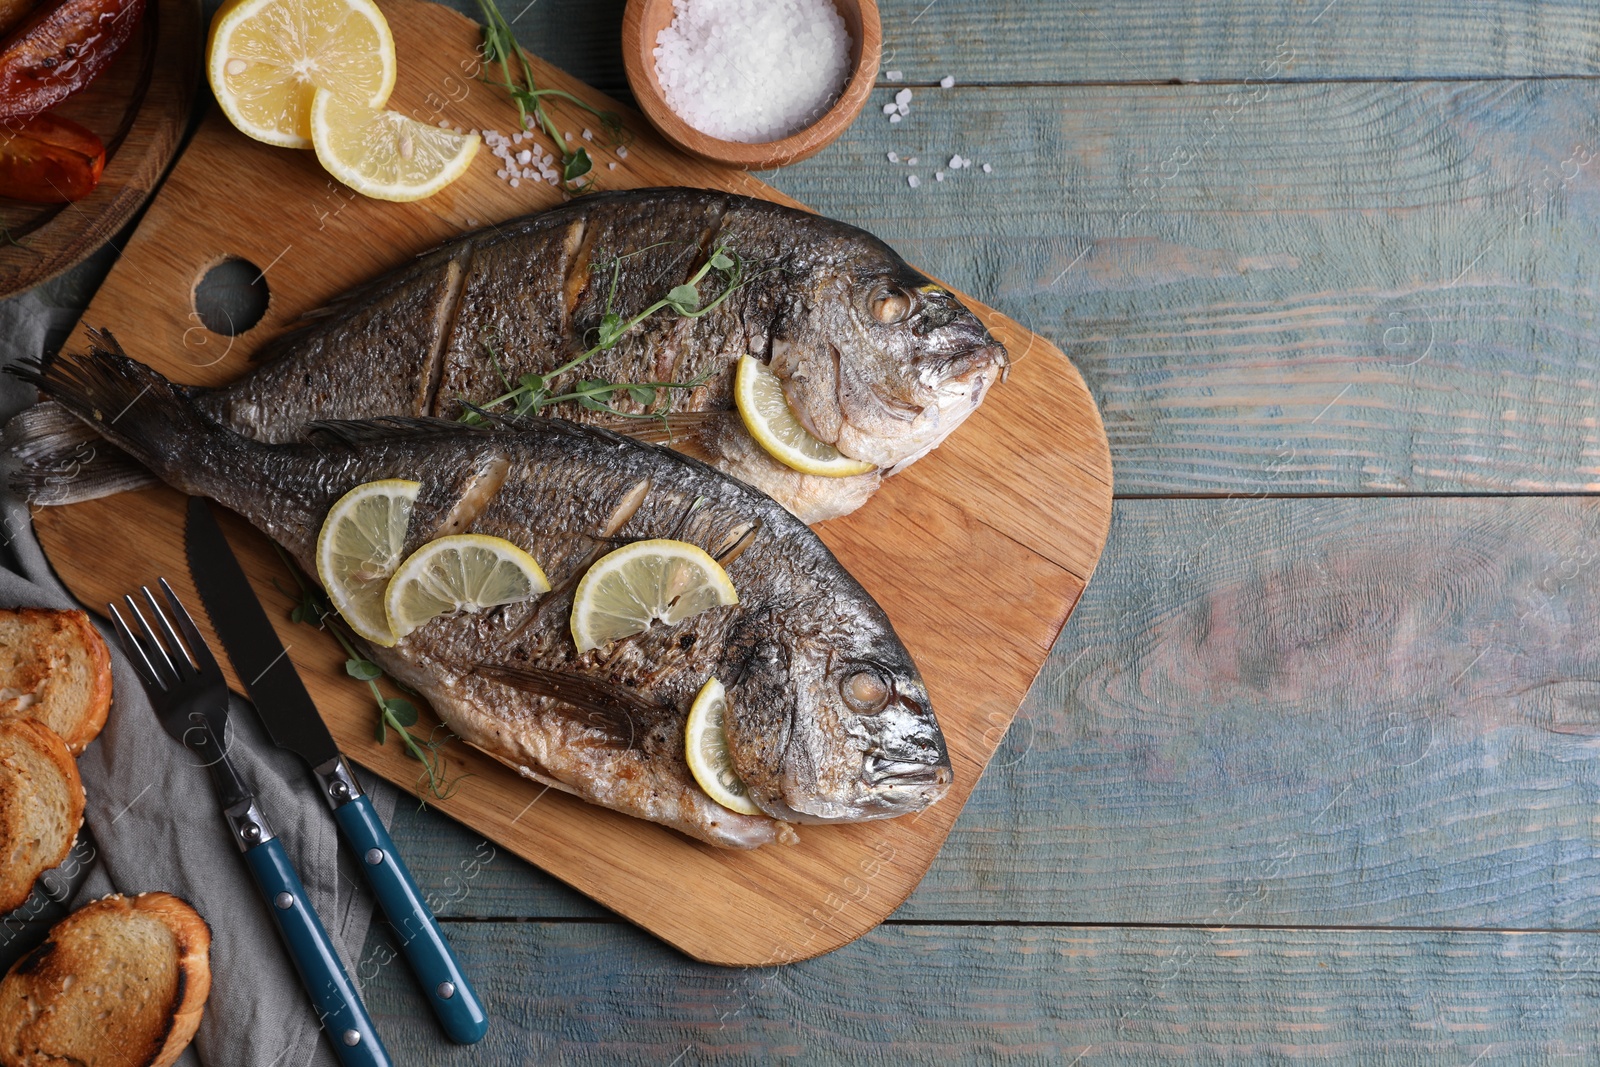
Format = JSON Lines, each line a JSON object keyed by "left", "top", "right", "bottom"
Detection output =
{"left": 275, "top": 550, "right": 468, "bottom": 802}
{"left": 476, "top": 0, "right": 626, "bottom": 189}
{"left": 461, "top": 244, "right": 748, "bottom": 424}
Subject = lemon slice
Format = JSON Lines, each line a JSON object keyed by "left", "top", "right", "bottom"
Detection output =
{"left": 570, "top": 539, "right": 738, "bottom": 654}
{"left": 207, "top": 0, "right": 397, "bottom": 149}
{"left": 733, "top": 353, "right": 877, "bottom": 478}
{"left": 385, "top": 534, "right": 551, "bottom": 641}
{"left": 315, "top": 479, "right": 420, "bottom": 647}
{"left": 685, "top": 677, "right": 761, "bottom": 816}
{"left": 310, "top": 89, "right": 479, "bottom": 202}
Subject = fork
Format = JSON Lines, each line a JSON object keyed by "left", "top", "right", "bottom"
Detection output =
{"left": 110, "top": 580, "right": 391, "bottom": 1067}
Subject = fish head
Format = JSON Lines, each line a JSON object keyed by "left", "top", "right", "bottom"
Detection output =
{"left": 727, "top": 632, "right": 952, "bottom": 824}
{"left": 771, "top": 249, "right": 1007, "bottom": 471}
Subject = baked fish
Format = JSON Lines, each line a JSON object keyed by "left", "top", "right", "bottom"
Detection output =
{"left": 19, "top": 341, "right": 952, "bottom": 848}
{"left": 12, "top": 188, "right": 1006, "bottom": 523}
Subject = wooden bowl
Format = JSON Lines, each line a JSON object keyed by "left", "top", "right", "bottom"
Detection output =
{"left": 621, "top": 0, "right": 881, "bottom": 170}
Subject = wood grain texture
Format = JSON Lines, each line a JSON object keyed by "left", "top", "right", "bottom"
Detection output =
{"left": 436, "top": 0, "right": 1600, "bottom": 88}
{"left": 26, "top": 0, "right": 1111, "bottom": 964}
{"left": 756, "top": 79, "right": 1600, "bottom": 495}
{"left": 0, "top": 0, "right": 200, "bottom": 296}
{"left": 384, "top": 497, "right": 1600, "bottom": 932}
{"left": 359, "top": 921, "right": 1600, "bottom": 1062}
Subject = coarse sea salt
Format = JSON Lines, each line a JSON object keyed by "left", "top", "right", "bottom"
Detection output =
{"left": 654, "top": 0, "right": 852, "bottom": 143}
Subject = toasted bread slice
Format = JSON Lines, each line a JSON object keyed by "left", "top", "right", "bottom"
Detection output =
{"left": 0, "top": 719, "right": 83, "bottom": 915}
{"left": 0, "top": 892, "right": 212, "bottom": 1067}
{"left": 0, "top": 608, "right": 112, "bottom": 754}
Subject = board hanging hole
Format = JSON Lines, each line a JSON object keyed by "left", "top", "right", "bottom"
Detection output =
{"left": 192, "top": 256, "right": 270, "bottom": 336}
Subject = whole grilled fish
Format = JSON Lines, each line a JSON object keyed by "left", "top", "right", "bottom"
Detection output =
{"left": 21, "top": 341, "right": 952, "bottom": 848}
{"left": 10, "top": 188, "right": 1005, "bottom": 524}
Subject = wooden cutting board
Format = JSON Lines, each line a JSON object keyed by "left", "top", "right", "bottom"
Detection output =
{"left": 31, "top": 0, "right": 1112, "bottom": 965}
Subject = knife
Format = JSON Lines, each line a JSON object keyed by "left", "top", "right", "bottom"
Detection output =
{"left": 184, "top": 496, "right": 489, "bottom": 1045}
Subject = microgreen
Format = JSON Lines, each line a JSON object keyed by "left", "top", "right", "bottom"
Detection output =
{"left": 476, "top": 0, "right": 626, "bottom": 193}
{"left": 278, "top": 549, "right": 469, "bottom": 803}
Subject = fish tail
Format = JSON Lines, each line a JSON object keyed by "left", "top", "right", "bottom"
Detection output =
{"left": 8, "top": 330, "right": 243, "bottom": 501}
{"left": 2, "top": 400, "right": 159, "bottom": 505}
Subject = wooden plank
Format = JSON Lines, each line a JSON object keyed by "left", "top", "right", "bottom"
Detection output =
{"left": 390, "top": 497, "right": 1600, "bottom": 931}
{"left": 762, "top": 80, "right": 1600, "bottom": 496}
{"left": 26, "top": 0, "right": 1111, "bottom": 965}
{"left": 359, "top": 920, "right": 1600, "bottom": 1061}
{"left": 437, "top": 0, "right": 1600, "bottom": 87}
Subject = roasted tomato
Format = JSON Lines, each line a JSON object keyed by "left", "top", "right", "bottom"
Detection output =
{"left": 0, "top": 111, "right": 103, "bottom": 200}
{"left": 0, "top": 0, "right": 145, "bottom": 121}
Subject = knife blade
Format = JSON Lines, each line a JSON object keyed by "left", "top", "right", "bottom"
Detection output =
{"left": 183, "top": 496, "right": 488, "bottom": 1045}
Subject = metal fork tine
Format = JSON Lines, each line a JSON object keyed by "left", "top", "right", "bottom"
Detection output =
{"left": 107, "top": 603, "right": 161, "bottom": 690}
{"left": 158, "top": 578, "right": 222, "bottom": 680}
{"left": 124, "top": 595, "right": 178, "bottom": 689}
{"left": 141, "top": 585, "right": 195, "bottom": 677}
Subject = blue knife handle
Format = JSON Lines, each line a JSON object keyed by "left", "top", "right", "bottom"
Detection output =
{"left": 242, "top": 838, "right": 391, "bottom": 1066}
{"left": 333, "top": 795, "right": 488, "bottom": 1044}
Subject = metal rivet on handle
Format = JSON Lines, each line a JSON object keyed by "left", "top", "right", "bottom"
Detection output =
{"left": 342, "top": 1030, "right": 361, "bottom": 1046}
{"left": 274, "top": 892, "right": 294, "bottom": 910}
{"left": 364, "top": 848, "right": 384, "bottom": 865}
{"left": 240, "top": 823, "right": 262, "bottom": 844}
{"left": 437, "top": 981, "right": 456, "bottom": 1000}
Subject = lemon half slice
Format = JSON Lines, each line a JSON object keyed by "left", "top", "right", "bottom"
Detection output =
{"left": 570, "top": 539, "right": 738, "bottom": 654}
{"left": 733, "top": 353, "right": 877, "bottom": 478}
{"left": 685, "top": 677, "right": 761, "bottom": 816}
{"left": 384, "top": 534, "right": 551, "bottom": 642}
{"left": 207, "top": 0, "right": 397, "bottom": 149}
{"left": 315, "top": 479, "right": 420, "bottom": 647}
{"left": 310, "top": 89, "right": 479, "bottom": 202}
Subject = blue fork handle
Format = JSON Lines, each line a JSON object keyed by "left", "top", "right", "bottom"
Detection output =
{"left": 333, "top": 795, "right": 488, "bottom": 1043}
{"left": 242, "top": 838, "right": 391, "bottom": 1066}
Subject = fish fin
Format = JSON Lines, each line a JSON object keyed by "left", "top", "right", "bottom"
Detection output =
{"left": 592, "top": 411, "right": 727, "bottom": 448}
{"left": 3, "top": 400, "right": 159, "bottom": 504}
{"left": 7, "top": 330, "right": 232, "bottom": 497}
{"left": 304, "top": 415, "right": 481, "bottom": 448}
{"left": 476, "top": 664, "right": 658, "bottom": 748}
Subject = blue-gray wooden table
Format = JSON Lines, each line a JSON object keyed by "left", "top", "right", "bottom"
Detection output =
{"left": 34, "top": 0, "right": 1600, "bottom": 1060}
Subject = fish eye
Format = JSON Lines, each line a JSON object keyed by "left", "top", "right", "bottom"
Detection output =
{"left": 869, "top": 286, "right": 913, "bottom": 325}
{"left": 841, "top": 667, "right": 892, "bottom": 713}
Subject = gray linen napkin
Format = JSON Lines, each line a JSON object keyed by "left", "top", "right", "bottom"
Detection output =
{"left": 0, "top": 290, "right": 399, "bottom": 1067}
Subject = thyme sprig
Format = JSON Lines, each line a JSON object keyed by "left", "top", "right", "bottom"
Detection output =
{"left": 460, "top": 244, "right": 747, "bottom": 424}
{"left": 274, "top": 548, "right": 468, "bottom": 802}
{"left": 476, "top": 0, "right": 626, "bottom": 189}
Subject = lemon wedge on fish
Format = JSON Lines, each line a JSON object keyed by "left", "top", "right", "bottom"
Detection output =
{"left": 733, "top": 353, "right": 877, "bottom": 478}
{"left": 315, "top": 479, "right": 420, "bottom": 647}
{"left": 207, "top": 0, "right": 397, "bottom": 149}
{"left": 685, "top": 677, "right": 761, "bottom": 816}
{"left": 310, "top": 89, "right": 479, "bottom": 202}
{"left": 569, "top": 539, "right": 738, "bottom": 654}
{"left": 384, "top": 534, "right": 551, "bottom": 642}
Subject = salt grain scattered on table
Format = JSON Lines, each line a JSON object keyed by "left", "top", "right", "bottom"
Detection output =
{"left": 618, "top": 146, "right": 628, "bottom": 159}
{"left": 935, "top": 171, "right": 945, "bottom": 181}
{"left": 582, "top": 128, "right": 593, "bottom": 140}
{"left": 890, "top": 114, "right": 901, "bottom": 123}
{"left": 906, "top": 156, "right": 917, "bottom": 165}
{"left": 907, "top": 175, "right": 920, "bottom": 188}
{"left": 940, "top": 75, "right": 955, "bottom": 88}
{"left": 886, "top": 151, "right": 898, "bottom": 162}
{"left": 654, "top": 0, "right": 853, "bottom": 143}
{"left": 886, "top": 70, "right": 902, "bottom": 81}
{"left": 982, "top": 162, "right": 993, "bottom": 173}
{"left": 882, "top": 103, "right": 896, "bottom": 115}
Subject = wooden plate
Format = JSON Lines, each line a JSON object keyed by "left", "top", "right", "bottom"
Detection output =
{"left": 31, "top": 0, "right": 1113, "bottom": 965}
{"left": 0, "top": 0, "right": 201, "bottom": 297}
